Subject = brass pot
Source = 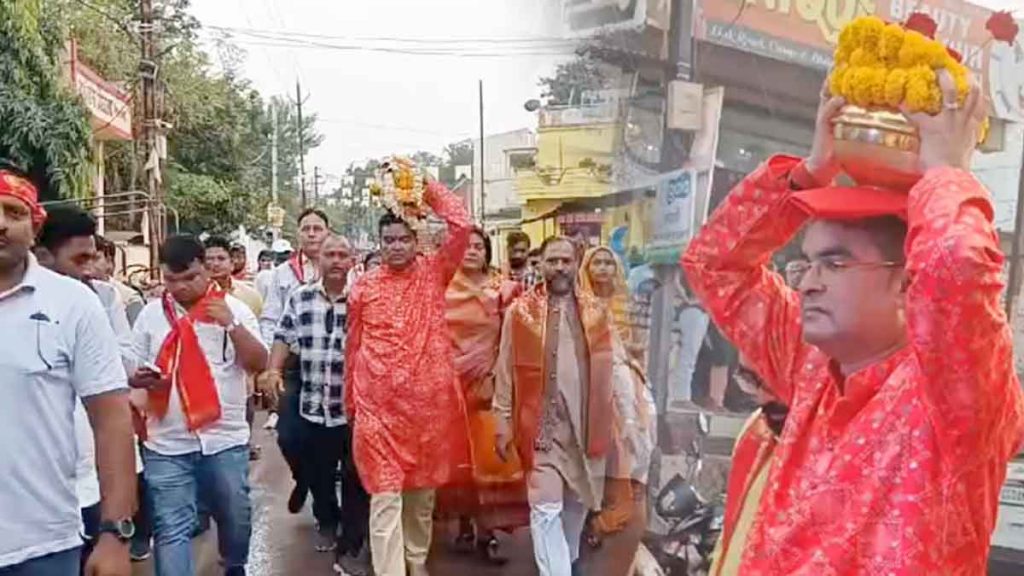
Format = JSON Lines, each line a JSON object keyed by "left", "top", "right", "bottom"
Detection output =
{"left": 831, "top": 105, "right": 921, "bottom": 191}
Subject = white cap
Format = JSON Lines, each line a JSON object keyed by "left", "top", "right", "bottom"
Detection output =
{"left": 271, "top": 239, "right": 293, "bottom": 253}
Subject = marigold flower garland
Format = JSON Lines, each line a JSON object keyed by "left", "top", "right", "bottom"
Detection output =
{"left": 829, "top": 16, "right": 969, "bottom": 115}
{"left": 369, "top": 156, "right": 428, "bottom": 229}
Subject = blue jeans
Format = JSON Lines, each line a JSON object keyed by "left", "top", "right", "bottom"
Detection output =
{"left": 0, "top": 547, "right": 80, "bottom": 575}
{"left": 143, "top": 445, "right": 251, "bottom": 576}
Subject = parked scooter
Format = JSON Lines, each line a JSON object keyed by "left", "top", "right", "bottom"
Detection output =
{"left": 649, "top": 413, "right": 724, "bottom": 575}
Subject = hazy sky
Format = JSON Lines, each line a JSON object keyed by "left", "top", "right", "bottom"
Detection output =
{"left": 189, "top": 0, "right": 569, "bottom": 185}
{"left": 189, "top": 0, "right": 1018, "bottom": 186}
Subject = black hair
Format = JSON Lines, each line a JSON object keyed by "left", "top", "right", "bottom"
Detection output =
{"left": 229, "top": 244, "right": 246, "bottom": 255}
{"left": 257, "top": 249, "right": 275, "bottom": 261}
{"left": 203, "top": 235, "right": 232, "bottom": 254}
{"left": 470, "top": 227, "right": 493, "bottom": 272}
{"left": 837, "top": 216, "right": 908, "bottom": 263}
{"left": 363, "top": 251, "right": 380, "bottom": 267}
{"left": 95, "top": 235, "right": 116, "bottom": 259}
{"left": 378, "top": 211, "right": 414, "bottom": 236}
{"left": 528, "top": 247, "right": 542, "bottom": 258}
{"left": 298, "top": 207, "right": 330, "bottom": 227}
{"left": 37, "top": 206, "right": 97, "bottom": 252}
{"left": 160, "top": 235, "right": 206, "bottom": 273}
{"left": 506, "top": 230, "right": 530, "bottom": 250}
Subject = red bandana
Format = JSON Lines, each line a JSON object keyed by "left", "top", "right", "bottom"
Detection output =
{"left": 0, "top": 171, "right": 46, "bottom": 225}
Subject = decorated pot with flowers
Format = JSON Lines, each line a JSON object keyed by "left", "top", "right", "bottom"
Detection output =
{"left": 368, "top": 156, "right": 429, "bottom": 231}
{"left": 826, "top": 13, "right": 1012, "bottom": 190}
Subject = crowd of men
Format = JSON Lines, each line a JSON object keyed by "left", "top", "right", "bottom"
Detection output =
{"left": 3, "top": 73, "right": 1024, "bottom": 576}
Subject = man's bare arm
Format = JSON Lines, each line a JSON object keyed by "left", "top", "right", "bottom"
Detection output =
{"left": 83, "top": 390, "right": 137, "bottom": 522}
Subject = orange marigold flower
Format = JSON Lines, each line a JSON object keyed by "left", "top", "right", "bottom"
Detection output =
{"left": 879, "top": 23, "right": 905, "bottom": 64}
{"left": 883, "top": 69, "right": 908, "bottom": 108}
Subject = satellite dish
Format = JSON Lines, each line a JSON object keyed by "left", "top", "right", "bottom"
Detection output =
{"left": 609, "top": 226, "right": 628, "bottom": 257}
{"left": 524, "top": 99, "right": 542, "bottom": 112}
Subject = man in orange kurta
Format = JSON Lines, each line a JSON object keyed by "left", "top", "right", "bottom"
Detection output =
{"left": 493, "top": 237, "right": 617, "bottom": 576}
{"left": 344, "top": 177, "right": 471, "bottom": 576}
{"left": 681, "top": 77, "right": 1024, "bottom": 573}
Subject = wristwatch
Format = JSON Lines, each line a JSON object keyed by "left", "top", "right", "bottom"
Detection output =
{"left": 97, "top": 518, "right": 136, "bottom": 542}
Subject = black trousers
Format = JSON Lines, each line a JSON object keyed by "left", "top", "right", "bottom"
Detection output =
{"left": 276, "top": 358, "right": 306, "bottom": 491}
{"left": 298, "top": 419, "right": 369, "bottom": 553}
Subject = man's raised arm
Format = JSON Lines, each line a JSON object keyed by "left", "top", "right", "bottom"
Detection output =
{"left": 681, "top": 155, "right": 810, "bottom": 404}
{"left": 424, "top": 179, "right": 471, "bottom": 284}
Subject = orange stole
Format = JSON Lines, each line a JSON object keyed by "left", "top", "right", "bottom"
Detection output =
{"left": 713, "top": 411, "right": 777, "bottom": 575}
{"left": 507, "top": 287, "right": 614, "bottom": 470}
{"left": 148, "top": 290, "right": 225, "bottom": 433}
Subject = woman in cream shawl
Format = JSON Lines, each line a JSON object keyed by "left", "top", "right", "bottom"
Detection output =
{"left": 579, "top": 246, "right": 658, "bottom": 576}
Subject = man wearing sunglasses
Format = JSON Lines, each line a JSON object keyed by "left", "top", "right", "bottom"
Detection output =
{"left": 682, "top": 72, "right": 1024, "bottom": 573}
{"left": 261, "top": 234, "right": 370, "bottom": 575}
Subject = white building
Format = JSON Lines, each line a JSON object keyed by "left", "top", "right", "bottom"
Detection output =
{"left": 460, "top": 129, "right": 538, "bottom": 263}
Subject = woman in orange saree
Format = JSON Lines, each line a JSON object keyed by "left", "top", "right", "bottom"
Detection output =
{"left": 579, "top": 246, "right": 657, "bottom": 576}
{"left": 439, "top": 227, "right": 528, "bottom": 564}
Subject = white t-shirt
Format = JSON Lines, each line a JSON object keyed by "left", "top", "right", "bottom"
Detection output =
{"left": 0, "top": 256, "right": 128, "bottom": 567}
{"left": 131, "top": 294, "right": 265, "bottom": 456}
{"left": 76, "top": 280, "right": 143, "bottom": 511}
{"left": 259, "top": 259, "right": 316, "bottom": 346}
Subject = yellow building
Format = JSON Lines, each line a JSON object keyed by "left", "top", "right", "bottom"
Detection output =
{"left": 517, "top": 100, "right": 628, "bottom": 248}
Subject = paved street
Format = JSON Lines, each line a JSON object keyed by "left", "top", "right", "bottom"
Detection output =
{"left": 131, "top": 415, "right": 541, "bottom": 575}
{"left": 128, "top": 415, "right": 1024, "bottom": 575}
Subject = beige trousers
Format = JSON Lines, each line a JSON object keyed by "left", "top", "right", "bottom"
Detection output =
{"left": 369, "top": 489, "right": 436, "bottom": 576}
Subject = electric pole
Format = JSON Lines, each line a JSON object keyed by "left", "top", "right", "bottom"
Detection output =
{"left": 271, "top": 103, "right": 279, "bottom": 205}
{"left": 139, "top": 0, "right": 162, "bottom": 272}
{"left": 313, "top": 165, "right": 320, "bottom": 203}
{"left": 296, "top": 80, "right": 308, "bottom": 208}
{"left": 478, "top": 79, "right": 486, "bottom": 225}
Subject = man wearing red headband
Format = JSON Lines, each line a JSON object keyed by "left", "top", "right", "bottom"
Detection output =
{"left": 682, "top": 73, "right": 1024, "bottom": 573}
{"left": 0, "top": 168, "right": 136, "bottom": 576}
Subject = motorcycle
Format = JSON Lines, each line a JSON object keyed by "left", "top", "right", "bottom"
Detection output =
{"left": 649, "top": 412, "right": 724, "bottom": 575}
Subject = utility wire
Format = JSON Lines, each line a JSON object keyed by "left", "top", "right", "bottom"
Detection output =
{"left": 204, "top": 24, "right": 576, "bottom": 46}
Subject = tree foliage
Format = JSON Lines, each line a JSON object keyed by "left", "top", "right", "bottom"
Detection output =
{"left": 0, "top": 0, "right": 92, "bottom": 200}
{"left": 538, "top": 56, "right": 607, "bottom": 107}
{"left": 46, "top": 0, "right": 324, "bottom": 235}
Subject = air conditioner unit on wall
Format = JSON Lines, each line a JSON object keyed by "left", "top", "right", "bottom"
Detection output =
{"left": 562, "top": 0, "right": 646, "bottom": 36}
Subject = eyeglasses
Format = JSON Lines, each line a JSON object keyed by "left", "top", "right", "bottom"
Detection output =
{"left": 785, "top": 258, "right": 903, "bottom": 284}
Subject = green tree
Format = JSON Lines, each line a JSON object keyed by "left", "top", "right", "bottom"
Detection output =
{"left": 537, "top": 56, "right": 606, "bottom": 106}
{"left": 0, "top": 0, "right": 92, "bottom": 200}
{"left": 439, "top": 140, "right": 474, "bottom": 187}
{"left": 52, "top": 0, "right": 325, "bottom": 236}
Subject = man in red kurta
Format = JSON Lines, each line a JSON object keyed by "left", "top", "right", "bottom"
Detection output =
{"left": 682, "top": 75, "right": 1024, "bottom": 573}
{"left": 344, "top": 176, "right": 471, "bottom": 576}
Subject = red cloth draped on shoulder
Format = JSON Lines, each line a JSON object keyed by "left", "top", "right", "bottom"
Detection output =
{"left": 142, "top": 288, "right": 226, "bottom": 438}
{"left": 344, "top": 181, "right": 473, "bottom": 494}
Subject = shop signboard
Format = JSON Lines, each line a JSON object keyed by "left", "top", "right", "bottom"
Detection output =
{"left": 68, "top": 42, "right": 132, "bottom": 141}
{"left": 647, "top": 168, "right": 706, "bottom": 264}
{"left": 695, "top": 0, "right": 1023, "bottom": 121}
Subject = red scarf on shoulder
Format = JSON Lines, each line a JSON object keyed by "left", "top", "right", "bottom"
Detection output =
{"left": 148, "top": 288, "right": 225, "bottom": 431}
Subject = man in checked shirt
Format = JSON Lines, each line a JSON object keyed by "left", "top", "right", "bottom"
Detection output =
{"left": 260, "top": 234, "right": 371, "bottom": 574}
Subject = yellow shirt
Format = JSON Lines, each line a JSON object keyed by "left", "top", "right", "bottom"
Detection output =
{"left": 229, "top": 280, "right": 263, "bottom": 318}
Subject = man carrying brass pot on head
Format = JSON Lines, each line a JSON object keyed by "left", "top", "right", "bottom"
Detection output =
{"left": 680, "top": 67, "right": 1024, "bottom": 573}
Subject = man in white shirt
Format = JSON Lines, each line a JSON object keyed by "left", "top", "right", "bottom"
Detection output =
{"left": 94, "top": 235, "right": 145, "bottom": 326}
{"left": 258, "top": 209, "right": 327, "bottom": 513}
{"left": 131, "top": 235, "right": 267, "bottom": 576}
{"left": 0, "top": 168, "right": 135, "bottom": 576}
{"left": 34, "top": 206, "right": 148, "bottom": 565}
